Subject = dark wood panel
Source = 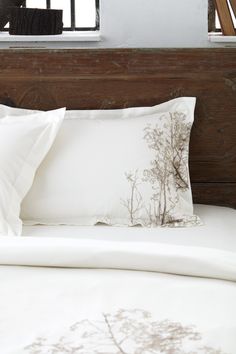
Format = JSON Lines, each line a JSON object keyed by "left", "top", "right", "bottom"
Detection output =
{"left": 192, "top": 183, "right": 236, "bottom": 209}
{"left": 0, "top": 49, "right": 236, "bottom": 76}
{"left": 0, "top": 49, "right": 235, "bottom": 208}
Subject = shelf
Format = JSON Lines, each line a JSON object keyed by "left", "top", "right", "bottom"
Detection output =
{"left": 209, "top": 33, "right": 236, "bottom": 43}
{"left": 0, "top": 31, "right": 101, "bottom": 42}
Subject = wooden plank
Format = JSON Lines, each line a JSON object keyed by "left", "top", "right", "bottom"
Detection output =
{"left": 0, "top": 49, "right": 236, "bottom": 77}
{"left": 215, "top": 0, "right": 235, "bottom": 35}
{"left": 192, "top": 183, "right": 236, "bottom": 208}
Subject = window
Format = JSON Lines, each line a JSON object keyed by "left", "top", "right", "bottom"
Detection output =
{"left": 4, "top": 0, "right": 100, "bottom": 32}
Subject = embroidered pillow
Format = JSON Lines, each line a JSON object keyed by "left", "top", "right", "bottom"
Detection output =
{"left": 21, "top": 98, "right": 200, "bottom": 227}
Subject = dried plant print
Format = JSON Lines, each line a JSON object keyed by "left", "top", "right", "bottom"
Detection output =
{"left": 24, "top": 309, "right": 228, "bottom": 354}
{"left": 171, "top": 113, "right": 192, "bottom": 190}
{"left": 122, "top": 112, "right": 201, "bottom": 227}
{"left": 121, "top": 170, "right": 144, "bottom": 226}
{"left": 142, "top": 122, "right": 178, "bottom": 226}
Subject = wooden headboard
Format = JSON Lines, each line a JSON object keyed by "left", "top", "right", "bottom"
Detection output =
{"left": 0, "top": 48, "right": 235, "bottom": 208}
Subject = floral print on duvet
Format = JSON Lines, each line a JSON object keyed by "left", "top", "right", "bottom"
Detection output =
{"left": 24, "top": 309, "right": 227, "bottom": 354}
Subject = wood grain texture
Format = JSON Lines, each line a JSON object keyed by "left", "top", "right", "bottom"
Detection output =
{"left": 215, "top": 0, "right": 235, "bottom": 35}
{"left": 0, "top": 48, "right": 235, "bottom": 208}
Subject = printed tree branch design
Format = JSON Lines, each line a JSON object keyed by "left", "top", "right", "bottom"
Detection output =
{"left": 169, "top": 112, "right": 192, "bottom": 191}
{"left": 24, "top": 309, "right": 228, "bottom": 354}
{"left": 143, "top": 121, "right": 177, "bottom": 226}
{"left": 121, "top": 170, "right": 143, "bottom": 225}
{"left": 122, "top": 111, "right": 193, "bottom": 226}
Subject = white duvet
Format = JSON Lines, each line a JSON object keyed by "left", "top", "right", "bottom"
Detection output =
{"left": 0, "top": 205, "right": 236, "bottom": 354}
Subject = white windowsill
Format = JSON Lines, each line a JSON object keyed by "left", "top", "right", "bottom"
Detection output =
{"left": 0, "top": 31, "right": 101, "bottom": 42}
{"left": 208, "top": 32, "right": 236, "bottom": 43}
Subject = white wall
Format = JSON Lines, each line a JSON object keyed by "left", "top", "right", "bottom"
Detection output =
{"left": 98, "top": 0, "right": 209, "bottom": 48}
{"left": 53, "top": 0, "right": 210, "bottom": 48}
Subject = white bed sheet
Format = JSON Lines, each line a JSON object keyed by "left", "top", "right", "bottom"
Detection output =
{"left": 22, "top": 204, "right": 236, "bottom": 252}
{"left": 1, "top": 204, "right": 236, "bottom": 354}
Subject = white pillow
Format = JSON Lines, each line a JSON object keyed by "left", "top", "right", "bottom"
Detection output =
{"left": 0, "top": 108, "right": 65, "bottom": 236}
{"left": 20, "top": 98, "right": 200, "bottom": 227}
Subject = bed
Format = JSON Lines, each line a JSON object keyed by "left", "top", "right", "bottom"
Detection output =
{"left": 0, "top": 49, "right": 236, "bottom": 354}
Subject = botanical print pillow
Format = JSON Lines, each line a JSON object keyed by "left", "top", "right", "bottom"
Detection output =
{"left": 21, "top": 97, "right": 201, "bottom": 227}
{"left": 122, "top": 111, "right": 198, "bottom": 227}
{"left": 0, "top": 108, "right": 65, "bottom": 236}
{"left": 120, "top": 108, "right": 200, "bottom": 227}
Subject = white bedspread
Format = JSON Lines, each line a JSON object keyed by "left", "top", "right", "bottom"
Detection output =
{"left": 0, "top": 204, "right": 236, "bottom": 354}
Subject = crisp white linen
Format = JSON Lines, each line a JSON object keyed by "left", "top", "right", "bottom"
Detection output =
{"left": 20, "top": 97, "right": 199, "bottom": 227}
{"left": 1, "top": 266, "right": 235, "bottom": 354}
{"left": 1, "top": 230, "right": 236, "bottom": 282}
{"left": 0, "top": 205, "right": 236, "bottom": 283}
{"left": 22, "top": 204, "right": 236, "bottom": 251}
{"left": 0, "top": 108, "right": 65, "bottom": 236}
{"left": 0, "top": 205, "right": 235, "bottom": 354}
